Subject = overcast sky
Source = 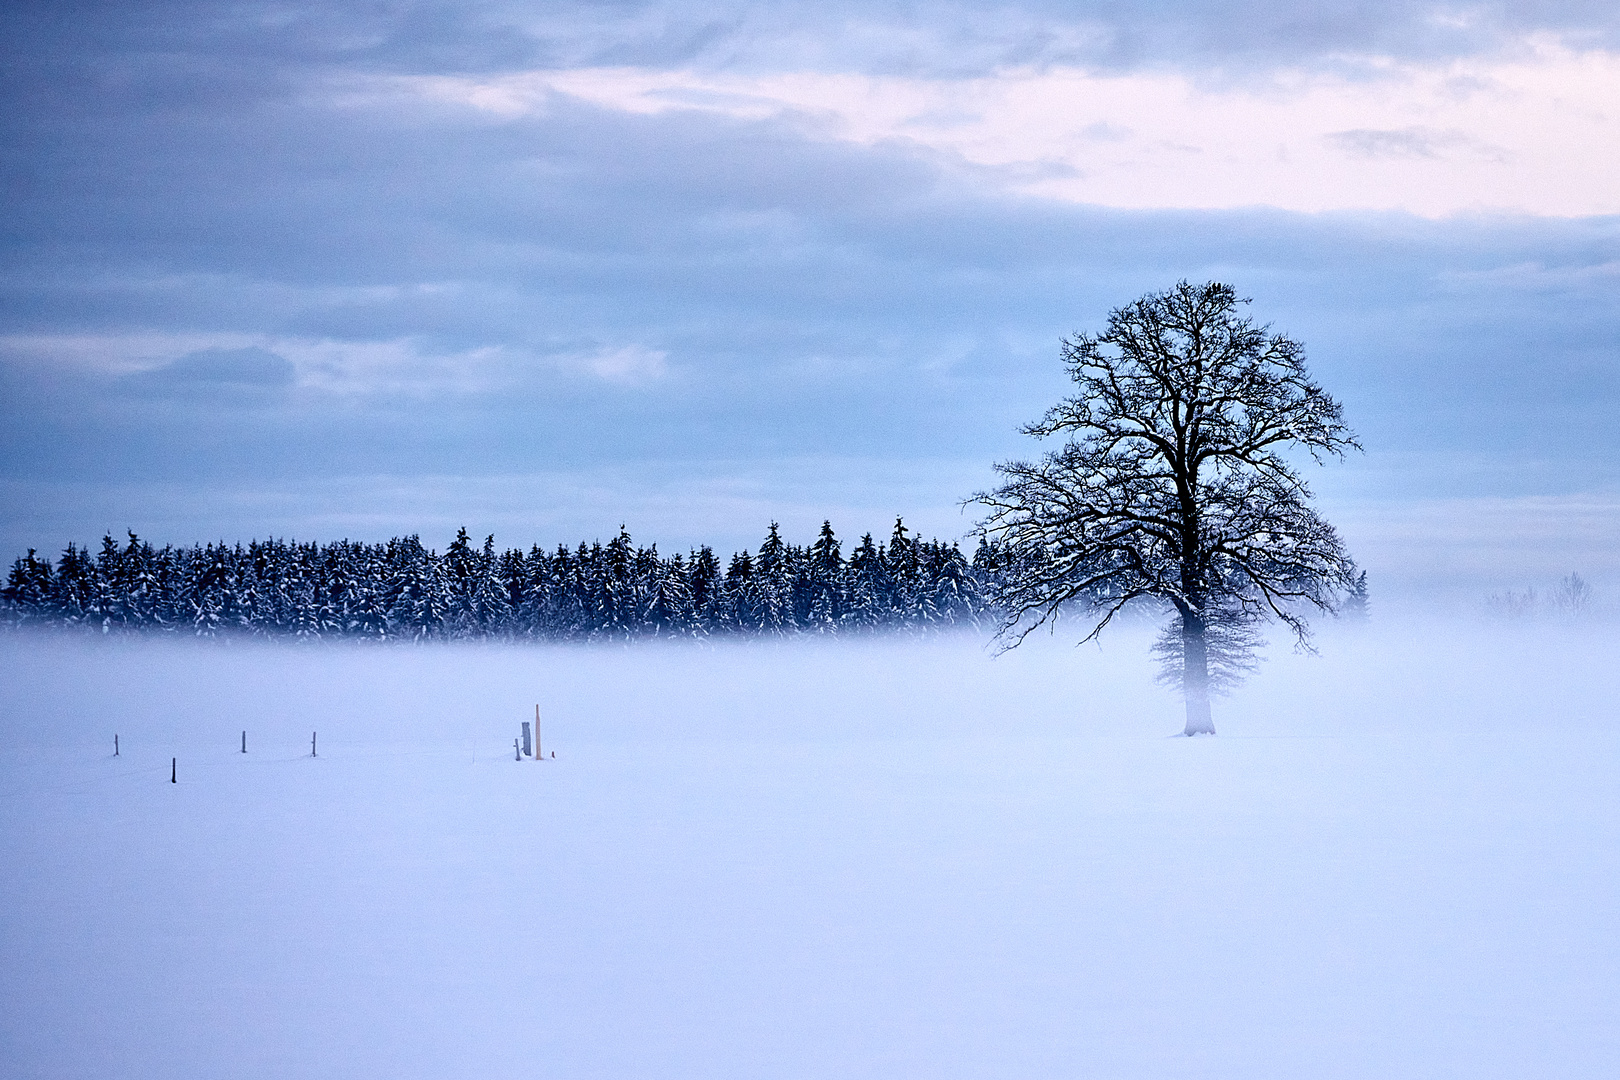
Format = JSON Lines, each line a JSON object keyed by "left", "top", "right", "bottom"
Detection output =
{"left": 2, "top": 1, "right": 1616, "bottom": 602}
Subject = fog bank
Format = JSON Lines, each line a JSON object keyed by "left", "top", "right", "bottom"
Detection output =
{"left": 3, "top": 622, "right": 1617, "bottom": 1079}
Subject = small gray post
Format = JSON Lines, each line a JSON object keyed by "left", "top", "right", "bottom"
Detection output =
{"left": 241, "top": 730, "right": 247, "bottom": 753}
{"left": 513, "top": 737, "right": 521, "bottom": 761}
{"left": 535, "top": 704, "right": 542, "bottom": 761}
{"left": 170, "top": 757, "right": 176, "bottom": 784}
{"left": 114, "top": 734, "right": 119, "bottom": 756}
{"left": 521, "top": 721, "right": 532, "bottom": 756}
{"left": 311, "top": 731, "right": 317, "bottom": 757}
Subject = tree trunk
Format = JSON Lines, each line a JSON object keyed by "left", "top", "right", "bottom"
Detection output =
{"left": 1181, "top": 610, "right": 1216, "bottom": 735}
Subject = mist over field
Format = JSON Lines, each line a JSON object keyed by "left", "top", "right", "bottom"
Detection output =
{"left": 4, "top": 619, "right": 1617, "bottom": 1079}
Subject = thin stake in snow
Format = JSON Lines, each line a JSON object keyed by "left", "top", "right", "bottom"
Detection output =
{"left": 114, "top": 734, "right": 119, "bottom": 757}
{"left": 241, "top": 730, "right": 247, "bottom": 754}
{"left": 170, "top": 757, "right": 176, "bottom": 784}
{"left": 311, "top": 732, "right": 317, "bottom": 757}
{"left": 521, "top": 721, "right": 532, "bottom": 757}
{"left": 535, "top": 704, "right": 542, "bottom": 761}
{"left": 513, "top": 738, "right": 521, "bottom": 761}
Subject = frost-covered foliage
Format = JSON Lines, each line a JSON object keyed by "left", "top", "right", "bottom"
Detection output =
{"left": 1, "top": 520, "right": 994, "bottom": 640}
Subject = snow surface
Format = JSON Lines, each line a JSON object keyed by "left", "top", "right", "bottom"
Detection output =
{"left": 2, "top": 624, "right": 1617, "bottom": 1079}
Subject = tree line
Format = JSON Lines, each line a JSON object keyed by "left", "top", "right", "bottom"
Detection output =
{"left": 2, "top": 520, "right": 999, "bottom": 640}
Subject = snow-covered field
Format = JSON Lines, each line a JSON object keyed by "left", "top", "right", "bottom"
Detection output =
{"left": 2, "top": 623, "right": 1617, "bottom": 1079}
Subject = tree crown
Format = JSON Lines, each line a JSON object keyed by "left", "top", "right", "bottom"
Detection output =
{"left": 975, "top": 281, "right": 1359, "bottom": 648}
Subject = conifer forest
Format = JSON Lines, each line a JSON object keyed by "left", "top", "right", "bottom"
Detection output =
{"left": 1, "top": 521, "right": 995, "bottom": 639}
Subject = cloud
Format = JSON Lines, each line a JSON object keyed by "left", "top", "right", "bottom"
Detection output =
{"left": 399, "top": 39, "right": 1619, "bottom": 216}
{"left": 1325, "top": 126, "right": 1510, "bottom": 162}
{"left": 111, "top": 345, "right": 297, "bottom": 403}
{"left": 142, "top": 346, "right": 296, "bottom": 386}
{"left": 564, "top": 344, "right": 670, "bottom": 386}
{"left": 9, "top": 2, "right": 1620, "bottom": 92}
{"left": 8, "top": 7, "right": 1618, "bottom": 221}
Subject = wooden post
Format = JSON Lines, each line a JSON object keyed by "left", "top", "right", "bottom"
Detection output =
{"left": 241, "top": 730, "right": 247, "bottom": 754}
{"left": 535, "top": 704, "right": 542, "bottom": 761}
{"left": 170, "top": 757, "right": 176, "bottom": 784}
{"left": 311, "top": 731, "right": 317, "bottom": 757}
{"left": 114, "top": 734, "right": 119, "bottom": 757}
{"left": 513, "top": 737, "right": 521, "bottom": 761}
{"left": 521, "top": 721, "right": 532, "bottom": 757}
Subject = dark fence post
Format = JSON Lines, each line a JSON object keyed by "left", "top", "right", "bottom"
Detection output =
{"left": 311, "top": 731, "right": 317, "bottom": 757}
{"left": 170, "top": 757, "right": 176, "bottom": 784}
{"left": 241, "top": 730, "right": 247, "bottom": 754}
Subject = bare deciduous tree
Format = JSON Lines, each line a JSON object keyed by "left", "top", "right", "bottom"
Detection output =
{"left": 1552, "top": 572, "right": 1594, "bottom": 618}
{"left": 973, "top": 281, "right": 1360, "bottom": 735}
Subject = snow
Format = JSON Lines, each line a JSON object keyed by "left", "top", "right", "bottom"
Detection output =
{"left": 2, "top": 624, "right": 1618, "bottom": 1079}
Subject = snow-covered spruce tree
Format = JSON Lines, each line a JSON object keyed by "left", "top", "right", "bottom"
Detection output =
{"left": 802, "top": 520, "right": 846, "bottom": 630}
{"left": 1341, "top": 569, "right": 1370, "bottom": 623}
{"left": 972, "top": 281, "right": 1359, "bottom": 736}
{"left": 884, "top": 518, "right": 921, "bottom": 625}
{"left": 441, "top": 527, "right": 484, "bottom": 638}
{"left": 845, "top": 533, "right": 887, "bottom": 629}
{"left": 52, "top": 543, "right": 100, "bottom": 627}
{"left": 720, "top": 549, "right": 760, "bottom": 632}
{"left": 2, "top": 550, "right": 56, "bottom": 627}
{"left": 687, "top": 545, "right": 723, "bottom": 632}
{"left": 754, "top": 523, "right": 793, "bottom": 633}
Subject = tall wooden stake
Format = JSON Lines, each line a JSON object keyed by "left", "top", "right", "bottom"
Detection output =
{"left": 241, "top": 730, "right": 247, "bottom": 754}
{"left": 114, "top": 734, "right": 119, "bottom": 757}
{"left": 311, "top": 731, "right": 317, "bottom": 757}
{"left": 514, "top": 737, "right": 521, "bottom": 761}
{"left": 535, "top": 704, "right": 542, "bottom": 761}
{"left": 170, "top": 757, "right": 176, "bottom": 784}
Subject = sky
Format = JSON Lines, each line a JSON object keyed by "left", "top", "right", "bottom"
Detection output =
{"left": 2, "top": 0, "right": 1617, "bottom": 604}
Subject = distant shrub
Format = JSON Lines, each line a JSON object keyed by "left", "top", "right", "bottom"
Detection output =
{"left": 1485, "top": 573, "right": 1596, "bottom": 622}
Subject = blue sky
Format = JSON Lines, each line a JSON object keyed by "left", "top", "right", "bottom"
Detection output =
{"left": 2, "top": 1, "right": 1616, "bottom": 601}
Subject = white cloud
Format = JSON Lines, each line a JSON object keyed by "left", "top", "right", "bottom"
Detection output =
{"left": 391, "top": 35, "right": 1620, "bottom": 217}
{"left": 564, "top": 344, "right": 671, "bottom": 386}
